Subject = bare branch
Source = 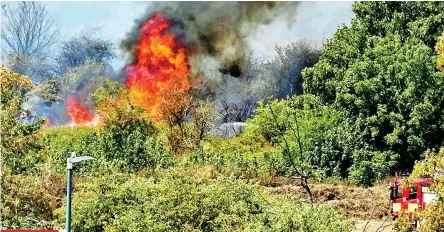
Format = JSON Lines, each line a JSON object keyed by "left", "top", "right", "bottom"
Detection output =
{"left": 1, "top": 2, "right": 59, "bottom": 57}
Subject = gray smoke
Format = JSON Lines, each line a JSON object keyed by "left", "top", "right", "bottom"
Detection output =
{"left": 23, "top": 61, "right": 108, "bottom": 126}
{"left": 121, "top": 2, "right": 299, "bottom": 78}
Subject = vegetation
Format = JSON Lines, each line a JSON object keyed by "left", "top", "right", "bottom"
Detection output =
{"left": 1, "top": 65, "right": 44, "bottom": 175}
{"left": 2, "top": 2, "right": 444, "bottom": 231}
{"left": 303, "top": 2, "right": 444, "bottom": 181}
{"left": 52, "top": 168, "right": 354, "bottom": 232}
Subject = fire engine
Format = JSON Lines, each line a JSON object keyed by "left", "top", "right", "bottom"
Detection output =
{"left": 390, "top": 176, "right": 437, "bottom": 218}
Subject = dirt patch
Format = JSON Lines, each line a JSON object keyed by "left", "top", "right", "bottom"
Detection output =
{"left": 264, "top": 183, "right": 392, "bottom": 220}
{"left": 353, "top": 219, "right": 393, "bottom": 232}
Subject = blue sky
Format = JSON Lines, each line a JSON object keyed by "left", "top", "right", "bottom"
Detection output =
{"left": 2, "top": 1, "right": 354, "bottom": 70}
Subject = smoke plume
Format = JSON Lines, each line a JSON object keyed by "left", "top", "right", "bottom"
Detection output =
{"left": 121, "top": 2, "right": 299, "bottom": 78}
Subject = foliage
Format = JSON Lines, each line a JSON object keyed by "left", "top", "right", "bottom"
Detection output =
{"left": 247, "top": 94, "right": 398, "bottom": 186}
{"left": 60, "top": 61, "right": 109, "bottom": 98}
{"left": 247, "top": 95, "right": 330, "bottom": 199}
{"left": 93, "top": 79, "right": 171, "bottom": 172}
{"left": 303, "top": 2, "right": 444, "bottom": 176}
{"left": 436, "top": 33, "right": 444, "bottom": 70}
{"left": 186, "top": 134, "right": 278, "bottom": 181}
{"left": 5, "top": 54, "right": 56, "bottom": 83}
{"left": 1, "top": 65, "right": 44, "bottom": 174}
{"left": 53, "top": 167, "right": 354, "bottom": 232}
{"left": 0, "top": 175, "right": 60, "bottom": 229}
{"left": 394, "top": 147, "right": 444, "bottom": 231}
{"left": 159, "top": 85, "right": 219, "bottom": 154}
{"left": 37, "top": 125, "right": 171, "bottom": 176}
{"left": 37, "top": 126, "right": 103, "bottom": 174}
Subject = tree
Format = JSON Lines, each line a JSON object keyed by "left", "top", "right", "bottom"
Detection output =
{"left": 0, "top": 65, "right": 44, "bottom": 174}
{"left": 1, "top": 2, "right": 59, "bottom": 57}
{"left": 269, "top": 40, "right": 321, "bottom": 98}
{"left": 1, "top": 2, "right": 59, "bottom": 82}
{"left": 190, "top": 100, "right": 219, "bottom": 148}
{"left": 303, "top": 2, "right": 444, "bottom": 174}
{"left": 249, "top": 95, "right": 334, "bottom": 202}
{"left": 159, "top": 85, "right": 218, "bottom": 154}
{"left": 56, "top": 31, "right": 115, "bottom": 74}
{"left": 5, "top": 54, "right": 55, "bottom": 83}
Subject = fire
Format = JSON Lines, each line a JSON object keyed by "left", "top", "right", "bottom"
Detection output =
{"left": 66, "top": 95, "right": 94, "bottom": 125}
{"left": 44, "top": 118, "right": 52, "bottom": 127}
{"left": 126, "top": 13, "right": 190, "bottom": 119}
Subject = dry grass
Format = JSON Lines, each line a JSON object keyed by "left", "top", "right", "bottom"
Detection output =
{"left": 264, "top": 183, "right": 392, "bottom": 220}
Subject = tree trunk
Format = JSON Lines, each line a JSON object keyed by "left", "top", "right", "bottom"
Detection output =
{"left": 301, "top": 176, "right": 314, "bottom": 203}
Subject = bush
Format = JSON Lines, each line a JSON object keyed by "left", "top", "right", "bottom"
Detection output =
{"left": 0, "top": 175, "right": 63, "bottom": 229}
{"left": 1, "top": 65, "right": 44, "bottom": 175}
{"left": 184, "top": 135, "right": 283, "bottom": 179}
{"left": 38, "top": 126, "right": 103, "bottom": 174}
{"left": 93, "top": 79, "right": 172, "bottom": 172}
{"left": 54, "top": 167, "right": 355, "bottom": 231}
{"left": 35, "top": 123, "right": 171, "bottom": 175}
{"left": 246, "top": 94, "right": 398, "bottom": 186}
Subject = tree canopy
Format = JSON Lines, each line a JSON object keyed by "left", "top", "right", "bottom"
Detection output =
{"left": 303, "top": 2, "right": 444, "bottom": 175}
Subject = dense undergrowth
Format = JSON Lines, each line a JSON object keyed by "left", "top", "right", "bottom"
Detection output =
{"left": 1, "top": 124, "right": 356, "bottom": 231}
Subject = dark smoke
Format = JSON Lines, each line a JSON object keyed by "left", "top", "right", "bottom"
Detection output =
{"left": 121, "top": 2, "right": 299, "bottom": 78}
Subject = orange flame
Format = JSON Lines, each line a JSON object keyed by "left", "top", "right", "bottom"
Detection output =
{"left": 66, "top": 96, "right": 94, "bottom": 125}
{"left": 126, "top": 13, "right": 190, "bottom": 119}
{"left": 44, "top": 118, "right": 52, "bottom": 127}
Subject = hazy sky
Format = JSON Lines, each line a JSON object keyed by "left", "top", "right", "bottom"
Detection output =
{"left": 2, "top": 1, "right": 355, "bottom": 70}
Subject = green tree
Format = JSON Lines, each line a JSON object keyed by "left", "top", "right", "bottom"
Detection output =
{"left": 1, "top": 65, "right": 44, "bottom": 174}
{"left": 303, "top": 2, "right": 444, "bottom": 174}
{"left": 0, "top": 175, "right": 61, "bottom": 229}
{"left": 248, "top": 94, "right": 353, "bottom": 199}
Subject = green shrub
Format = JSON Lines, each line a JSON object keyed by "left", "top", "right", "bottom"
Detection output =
{"left": 0, "top": 175, "right": 61, "bottom": 229}
{"left": 246, "top": 95, "right": 398, "bottom": 186}
{"left": 38, "top": 126, "right": 103, "bottom": 174}
{"left": 35, "top": 123, "right": 171, "bottom": 175}
{"left": 1, "top": 66, "right": 44, "bottom": 175}
{"left": 54, "top": 167, "right": 355, "bottom": 232}
{"left": 185, "top": 135, "right": 281, "bottom": 178}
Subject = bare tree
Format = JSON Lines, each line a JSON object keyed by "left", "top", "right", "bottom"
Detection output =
{"left": 269, "top": 40, "right": 321, "bottom": 98}
{"left": 1, "top": 2, "right": 59, "bottom": 57}
{"left": 220, "top": 97, "right": 256, "bottom": 123}
{"left": 56, "top": 30, "right": 115, "bottom": 74}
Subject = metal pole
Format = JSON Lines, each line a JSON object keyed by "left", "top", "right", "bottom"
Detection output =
{"left": 66, "top": 157, "right": 73, "bottom": 232}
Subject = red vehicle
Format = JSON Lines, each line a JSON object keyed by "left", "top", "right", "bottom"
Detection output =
{"left": 390, "top": 176, "right": 437, "bottom": 218}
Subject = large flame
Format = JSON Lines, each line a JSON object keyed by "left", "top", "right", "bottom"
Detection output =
{"left": 66, "top": 95, "right": 94, "bottom": 125}
{"left": 126, "top": 13, "right": 190, "bottom": 119}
